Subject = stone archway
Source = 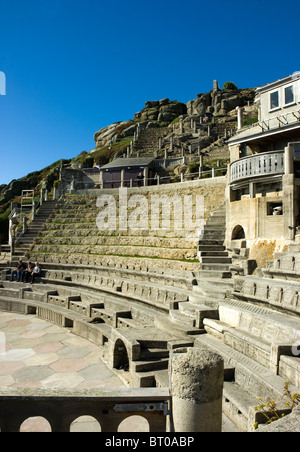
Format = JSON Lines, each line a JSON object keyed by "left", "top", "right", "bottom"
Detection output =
{"left": 113, "top": 339, "right": 129, "bottom": 371}
{"left": 231, "top": 224, "right": 246, "bottom": 240}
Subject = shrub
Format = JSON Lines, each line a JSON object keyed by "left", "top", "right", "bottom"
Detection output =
{"left": 223, "top": 81, "right": 238, "bottom": 91}
{"left": 254, "top": 383, "right": 300, "bottom": 430}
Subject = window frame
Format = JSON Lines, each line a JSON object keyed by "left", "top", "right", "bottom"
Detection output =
{"left": 284, "top": 85, "right": 295, "bottom": 107}
{"left": 269, "top": 90, "right": 280, "bottom": 111}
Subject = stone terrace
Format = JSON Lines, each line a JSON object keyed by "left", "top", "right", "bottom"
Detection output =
{"left": 0, "top": 177, "right": 299, "bottom": 431}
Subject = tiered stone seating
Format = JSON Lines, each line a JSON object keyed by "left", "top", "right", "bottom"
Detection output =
{"left": 262, "top": 251, "right": 300, "bottom": 281}
{"left": 195, "top": 263, "right": 300, "bottom": 431}
{"left": 1, "top": 185, "right": 232, "bottom": 390}
{"left": 30, "top": 194, "right": 200, "bottom": 268}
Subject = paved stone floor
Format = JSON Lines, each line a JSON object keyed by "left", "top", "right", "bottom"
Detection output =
{"left": 0, "top": 312, "right": 123, "bottom": 391}
{"left": 0, "top": 311, "right": 139, "bottom": 432}
{"left": 0, "top": 311, "right": 238, "bottom": 432}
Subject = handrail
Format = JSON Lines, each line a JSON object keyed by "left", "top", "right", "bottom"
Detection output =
{"left": 230, "top": 150, "right": 285, "bottom": 183}
{"left": 100, "top": 167, "right": 228, "bottom": 189}
{"left": 238, "top": 109, "right": 300, "bottom": 134}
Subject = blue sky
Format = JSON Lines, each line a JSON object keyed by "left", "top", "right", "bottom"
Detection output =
{"left": 0, "top": 0, "right": 299, "bottom": 185}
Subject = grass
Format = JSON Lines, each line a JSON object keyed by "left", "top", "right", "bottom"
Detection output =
{"left": 30, "top": 250, "right": 199, "bottom": 263}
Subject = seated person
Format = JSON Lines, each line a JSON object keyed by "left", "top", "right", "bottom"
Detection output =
{"left": 11, "top": 260, "right": 26, "bottom": 282}
{"left": 24, "top": 262, "right": 34, "bottom": 283}
{"left": 31, "top": 262, "right": 42, "bottom": 284}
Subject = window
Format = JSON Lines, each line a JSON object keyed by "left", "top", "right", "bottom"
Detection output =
{"left": 267, "top": 202, "right": 283, "bottom": 216}
{"left": 270, "top": 91, "right": 279, "bottom": 110}
{"left": 285, "top": 85, "right": 294, "bottom": 105}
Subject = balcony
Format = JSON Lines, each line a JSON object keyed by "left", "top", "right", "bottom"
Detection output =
{"left": 230, "top": 150, "right": 285, "bottom": 184}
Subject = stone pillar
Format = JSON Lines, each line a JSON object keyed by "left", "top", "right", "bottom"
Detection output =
{"left": 171, "top": 348, "right": 223, "bottom": 432}
{"left": 283, "top": 143, "right": 296, "bottom": 240}
{"left": 285, "top": 143, "right": 294, "bottom": 175}
{"left": 236, "top": 107, "right": 244, "bottom": 130}
{"left": 180, "top": 118, "right": 183, "bottom": 134}
{"left": 22, "top": 216, "right": 27, "bottom": 235}
{"left": 213, "top": 80, "right": 219, "bottom": 92}
{"left": 121, "top": 169, "right": 125, "bottom": 188}
{"left": 249, "top": 182, "right": 256, "bottom": 199}
{"left": 99, "top": 171, "right": 104, "bottom": 189}
{"left": 40, "top": 188, "right": 45, "bottom": 205}
{"left": 143, "top": 167, "right": 149, "bottom": 187}
{"left": 199, "top": 154, "right": 204, "bottom": 169}
{"left": 32, "top": 201, "right": 36, "bottom": 221}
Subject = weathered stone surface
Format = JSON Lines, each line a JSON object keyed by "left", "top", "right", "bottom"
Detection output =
{"left": 171, "top": 348, "right": 223, "bottom": 403}
{"left": 94, "top": 120, "right": 134, "bottom": 148}
{"left": 171, "top": 348, "right": 223, "bottom": 432}
{"left": 133, "top": 98, "right": 187, "bottom": 124}
{"left": 256, "top": 406, "right": 300, "bottom": 432}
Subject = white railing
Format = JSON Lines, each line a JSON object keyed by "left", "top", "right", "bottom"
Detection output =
{"left": 230, "top": 150, "right": 285, "bottom": 183}
{"left": 239, "top": 110, "right": 300, "bottom": 135}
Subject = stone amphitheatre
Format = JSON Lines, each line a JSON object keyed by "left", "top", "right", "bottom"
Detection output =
{"left": 0, "top": 77, "right": 299, "bottom": 432}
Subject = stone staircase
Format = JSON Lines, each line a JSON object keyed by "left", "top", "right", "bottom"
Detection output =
{"left": 197, "top": 202, "right": 232, "bottom": 278}
{"left": 161, "top": 202, "right": 233, "bottom": 335}
{"left": 12, "top": 201, "right": 57, "bottom": 262}
{"left": 132, "top": 127, "right": 170, "bottom": 156}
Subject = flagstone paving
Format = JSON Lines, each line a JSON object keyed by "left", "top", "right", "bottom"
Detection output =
{"left": 0, "top": 312, "right": 124, "bottom": 391}
{"left": 0, "top": 311, "right": 133, "bottom": 432}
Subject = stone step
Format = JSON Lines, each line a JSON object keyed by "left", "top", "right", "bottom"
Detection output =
{"left": 138, "top": 339, "right": 169, "bottom": 350}
{"left": 193, "top": 280, "right": 234, "bottom": 294}
{"left": 140, "top": 348, "right": 169, "bottom": 360}
{"left": 169, "top": 309, "right": 196, "bottom": 328}
{"left": 195, "top": 333, "right": 297, "bottom": 400}
{"left": 202, "top": 232, "right": 226, "bottom": 240}
{"left": 198, "top": 245, "right": 226, "bottom": 252}
{"left": 200, "top": 255, "right": 231, "bottom": 263}
{"left": 222, "top": 382, "right": 259, "bottom": 432}
{"left": 154, "top": 314, "right": 205, "bottom": 337}
{"left": 201, "top": 263, "right": 231, "bottom": 271}
{"left": 198, "top": 240, "right": 225, "bottom": 247}
{"left": 132, "top": 358, "right": 169, "bottom": 373}
{"left": 204, "top": 223, "right": 226, "bottom": 229}
{"left": 198, "top": 251, "right": 229, "bottom": 257}
{"left": 195, "top": 270, "right": 232, "bottom": 279}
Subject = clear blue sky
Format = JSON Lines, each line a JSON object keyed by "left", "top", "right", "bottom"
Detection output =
{"left": 0, "top": 0, "right": 299, "bottom": 185}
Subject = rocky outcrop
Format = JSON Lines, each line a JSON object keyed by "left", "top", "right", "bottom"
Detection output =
{"left": 94, "top": 120, "right": 134, "bottom": 148}
{"left": 93, "top": 99, "right": 187, "bottom": 149}
{"left": 187, "top": 88, "right": 255, "bottom": 116}
{"left": 134, "top": 99, "right": 187, "bottom": 124}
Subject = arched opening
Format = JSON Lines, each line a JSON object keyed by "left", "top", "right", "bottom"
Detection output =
{"left": 232, "top": 225, "right": 246, "bottom": 240}
{"left": 113, "top": 339, "right": 129, "bottom": 371}
{"left": 19, "top": 417, "right": 52, "bottom": 432}
{"left": 70, "top": 416, "right": 101, "bottom": 432}
{"left": 118, "top": 415, "right": 150, "bottom": 432}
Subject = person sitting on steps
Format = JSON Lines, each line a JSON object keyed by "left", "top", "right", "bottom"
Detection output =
{"left": 24, "top": 261, "right": 34, "bottom": 283}
{"left": 31, "top": 262, "right": 42, "bottom": 284}
{"left": 11, "top": 260, "right": 26, "bottom": 282}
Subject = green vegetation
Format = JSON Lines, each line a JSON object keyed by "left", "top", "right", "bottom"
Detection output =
{"left": 91, "top": 136, "right": 134, "bottom": 167}
{"left": 223, "top": 81, "right": 238, "bottom": 91}
{"left": 243, "top": 116, "right": 259, "bottom": 127}
{"left": 254, "top": 383, "right": 300, "bottom": 430}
